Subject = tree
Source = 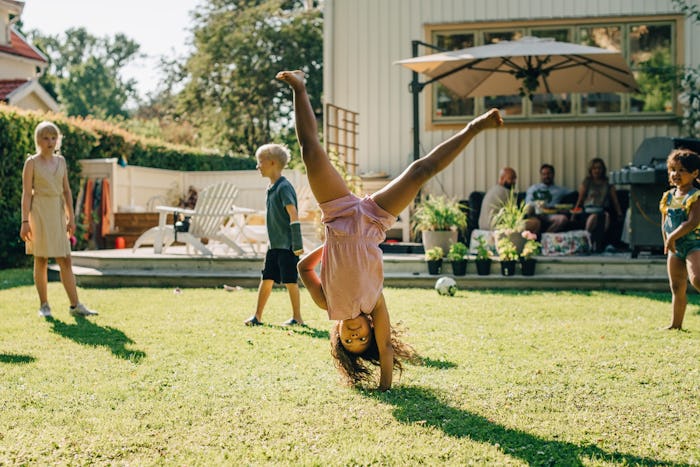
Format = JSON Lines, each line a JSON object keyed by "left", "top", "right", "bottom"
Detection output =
{"left": 178, "top": 0, "right": 323, "bottom": 156}
{"left": 671, "top": 0, "right": 700, "bottom": 22}
{"left": 26, "top": 27, "right": 140, "bottom": 118}
{"left": 671, "top": 0, "right": 700, "bottom": 137}
{"left": 120, "top": 56, "right": 201, "bottom": 147}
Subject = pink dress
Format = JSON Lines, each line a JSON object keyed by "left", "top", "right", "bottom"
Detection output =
{"left": 319, "top": 194, "right": 396, "bottom": 321}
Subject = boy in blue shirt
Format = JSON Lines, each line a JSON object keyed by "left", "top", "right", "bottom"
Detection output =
{"left": 244, "top": 144, "right": 305, "bottom": 326}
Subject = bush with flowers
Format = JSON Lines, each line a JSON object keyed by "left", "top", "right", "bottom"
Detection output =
{"left": 520, "top": 230, "right": 542, "bottom": 260}
{"left": 497, "top": 236, "right": 518, "bottom": 261}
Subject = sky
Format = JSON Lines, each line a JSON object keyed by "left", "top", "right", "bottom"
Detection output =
{"left": 20, "top": 0, "right": 202, "bottom": 99}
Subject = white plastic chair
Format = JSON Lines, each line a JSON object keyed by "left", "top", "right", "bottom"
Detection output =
{"left": 133, "top": 182, "right": 243, "bottom": 256}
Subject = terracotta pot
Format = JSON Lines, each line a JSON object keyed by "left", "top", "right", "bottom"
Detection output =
{"left": 421, "top": 230, "right": 458, "bottom": 255}
{"left": 496, "top": 230, "right": 525, "bottom": 255}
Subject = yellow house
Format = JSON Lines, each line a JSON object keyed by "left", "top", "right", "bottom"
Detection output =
{"left": 0, "top": 0, "right": 58, "bottom": 112}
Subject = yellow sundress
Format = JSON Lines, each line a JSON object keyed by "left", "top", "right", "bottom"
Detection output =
{"left": 26, "top": 155, "right": 71, "bottom": 257}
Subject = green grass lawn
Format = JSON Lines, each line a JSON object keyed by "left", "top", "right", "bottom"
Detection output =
{"left": 1, "top": 268, "right": 698, "bottom": 465}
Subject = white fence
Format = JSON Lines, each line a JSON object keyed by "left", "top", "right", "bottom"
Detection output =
{"left": 79, "top": 158, "right": 309, "bottom": 213}
{"left": 79, "top": 159, "right": 410, "bottom": 241}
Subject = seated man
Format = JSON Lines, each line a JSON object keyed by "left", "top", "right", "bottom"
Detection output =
{"left": 525, "top": 163, "right": 573, "bottom": 233}
{"left": 479, "top": 167, "right": 540, "bottom": 233}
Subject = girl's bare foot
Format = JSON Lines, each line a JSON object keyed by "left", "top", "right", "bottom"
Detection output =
{"left": 276, "top": 70, "right": 306, "bottom": 90}
{"left": 470, "top": 108, "right": 504, "bottom": 132}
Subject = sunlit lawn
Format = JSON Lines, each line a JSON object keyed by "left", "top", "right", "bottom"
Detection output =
{"left": 1, "top": 268, "right": 698, "bottom": 465}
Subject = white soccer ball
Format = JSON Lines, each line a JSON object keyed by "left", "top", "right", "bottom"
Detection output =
{"left": 435, "top": 276, "right": 457, "bottom": 296}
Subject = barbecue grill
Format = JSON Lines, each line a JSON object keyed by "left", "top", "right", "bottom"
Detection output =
{"left": 609, "top": 136, "right": 700, "bottom": 258}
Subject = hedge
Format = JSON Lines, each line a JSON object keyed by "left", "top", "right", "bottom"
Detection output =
{"left": 0, "top": 105, "right": 255, "bottom": 268}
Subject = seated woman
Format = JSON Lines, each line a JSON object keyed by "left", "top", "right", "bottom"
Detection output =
{"left": 573, "top": 157, "right": 624, "bottom": 251}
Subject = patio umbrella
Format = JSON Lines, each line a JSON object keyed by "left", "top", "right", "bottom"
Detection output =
{"left": 397, "top": 36, "right": 640, "bottom": 161}
{"left": 396, "top": 36, "right": 639, "bottom": 98}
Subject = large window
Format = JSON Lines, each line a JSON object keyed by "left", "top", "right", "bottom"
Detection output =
{"left": 428, "top": 18, "right": 677, "bottom": 123}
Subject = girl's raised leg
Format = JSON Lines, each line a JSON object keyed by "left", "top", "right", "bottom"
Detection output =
{"left": 276, "top": 70, "right": 349, "bottom": 204}
{"left": 372, "top": 109, "right": 503, "bottom": 216}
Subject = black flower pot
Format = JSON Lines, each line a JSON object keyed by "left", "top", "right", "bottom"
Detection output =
{"left": 451, "top": 259, "right": 467, "bottom": 276}
{"left": 427, "top": 259, "right": 443, "bottom": 275}
{"left": 520, "top": 258, "right": 537, "bottom": 276}
{"left": 475, "top": 259, "right": 491, "bottom": 276}
{"left": 500, "top": 260, "right": 517, "bottom": 276}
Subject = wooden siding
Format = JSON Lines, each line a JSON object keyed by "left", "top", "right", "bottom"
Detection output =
{"left": 324, "top": 0, "right": 699, "bottom": 199}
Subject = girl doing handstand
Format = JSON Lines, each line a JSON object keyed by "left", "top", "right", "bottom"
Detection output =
{"left": 277, "top": 70, "right": 503, "bottom": 390}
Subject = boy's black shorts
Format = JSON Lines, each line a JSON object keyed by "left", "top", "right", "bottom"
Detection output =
{"left": 261, "top": 248, "right": 299, "bottom": 284}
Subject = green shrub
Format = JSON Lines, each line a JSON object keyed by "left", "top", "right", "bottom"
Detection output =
{"left": 0, "top": 106, "right": 255, "bottom": 268}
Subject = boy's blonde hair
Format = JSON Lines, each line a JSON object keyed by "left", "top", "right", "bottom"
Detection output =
{"left": 34, "top": 121, "right": 62, "bottom": 154}
{"left": 256, "top": 143, "right": 290, "bottom": 167}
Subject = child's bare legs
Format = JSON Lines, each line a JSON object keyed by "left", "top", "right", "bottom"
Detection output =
{"left": 372, "top": 109, "right": 503, "bottom": 216}
{"left": 667, "top": 254, "right": 688, "bottom": 329}
{"left": 55, "top": 256, "right": 79, "bottom": 307}
{"left": 676, "top": 249, "right": 700, "bottom": 329}
{"left": 285, "top": 283, "right": 303, "bottom": 325}
{"left": 251, "top": 279, "right": 275, "bottom": 322}
{"left": 276, "top": 70, "right": 349, "bottom": 204}
{"left": 33, "top": 256, "right": 49, "bottom": 305}
{"left": 249, "top": 279, "right": 303, "bottom": 325}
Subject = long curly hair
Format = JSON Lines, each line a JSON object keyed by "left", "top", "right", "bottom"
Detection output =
{"left": 667, "top": 148, "right": 700, "bottom": 188}
{"left": 329, "top": 320, "right": 417, "bottom": 387}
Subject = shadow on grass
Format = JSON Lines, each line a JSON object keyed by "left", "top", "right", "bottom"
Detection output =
{"left": 415, "top": 356, "right": 457, "bottom": 369}
{"left": 472, "top": 288, "right": 700, "bottom": 312}
{"left": 48, "top": 316, "right": 146, "bottom": 362}
{"left": 368, "top": 386, "right": 686, "bottom": 467}
{"left": 0, "top": 353, "right": 36, "bottom": 364}
{"left": 263, "top": 323, "right": 330, "bottom": 340}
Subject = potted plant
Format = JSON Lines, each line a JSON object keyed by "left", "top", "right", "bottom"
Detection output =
{"left": 520, "top": 230, "right": 541, "bottom": 276}
{"left": 412, "top": 195, "right": 467, "bottom": 253}
{"left": 492, "top": 188, "right": 528, "bottom": 254}
{"left": 425, "top": 246, "right": 444, "bottom": 275}
{"left": 447, "top": 241, "right": 468, "bottom": 276}
{"left": 474, "top": 235, "right": 492, "bottom": 276}
{"left": 497, "top": 236, "right": 518, "bottom": 276}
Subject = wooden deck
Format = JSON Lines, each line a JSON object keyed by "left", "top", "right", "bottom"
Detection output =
{"left": 52, "top": 245, "right": 670, "bottom": 292}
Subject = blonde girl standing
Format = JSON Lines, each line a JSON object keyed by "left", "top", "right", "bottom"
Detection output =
{"left": 19, "top": 121, "right": 98, "bottom": 318}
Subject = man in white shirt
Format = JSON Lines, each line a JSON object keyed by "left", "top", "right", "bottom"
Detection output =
{"left": 479, "top": 167, "right": 540, "bottom": 233}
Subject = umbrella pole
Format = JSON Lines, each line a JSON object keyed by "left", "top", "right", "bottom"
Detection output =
{"left": 411, "top": 40, "right": 423, "bottom": 162}
{"left": 410, "top": 40, "right": 447, "bottom": 162}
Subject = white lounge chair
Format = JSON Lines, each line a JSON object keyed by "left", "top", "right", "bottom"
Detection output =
{"left": 132, "top": 181, "right": 243, "bottom": 256}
